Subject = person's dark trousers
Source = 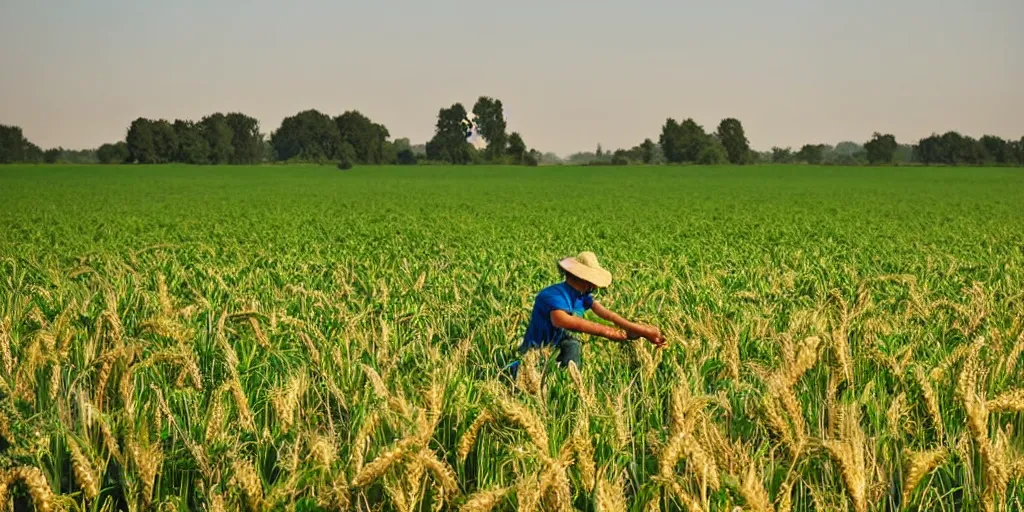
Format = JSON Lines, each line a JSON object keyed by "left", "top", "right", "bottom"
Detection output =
{"left": 507, "top": 337, "right": 583, "bottom": 379}
{"left": 556, "top": 337, "right": 582, "bottom": 368}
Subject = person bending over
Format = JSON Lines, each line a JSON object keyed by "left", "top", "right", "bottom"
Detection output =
{"left": 507, "top": 251, "right": 665, "bottom": 375}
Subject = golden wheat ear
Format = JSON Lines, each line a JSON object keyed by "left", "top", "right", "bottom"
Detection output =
{"left": 459, "top": 486, "right": 509, "bottom": 512}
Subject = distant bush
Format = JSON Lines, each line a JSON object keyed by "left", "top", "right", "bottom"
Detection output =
{"left": 697, "top": 143, "right": 728, "bottom": 165}
{"left": 523, "top": 152, "right": 539, "bottom": 167}
{"left": 337, "top": 158, "right": 353, "bottom": 170}
{"left": 396, "top": 149, "right": 417, "bottom": 165}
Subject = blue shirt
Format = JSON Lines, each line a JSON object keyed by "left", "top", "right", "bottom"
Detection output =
{"left": 519, "top": 282, "right": 594, "bottom": 350}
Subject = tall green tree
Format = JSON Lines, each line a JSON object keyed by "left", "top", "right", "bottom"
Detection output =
{"left": 638, "top": 138, "right": 656, "bottom": 164}
{"left": 864, "top": 132, "right": 898, "bottom": 164}
{"left": 771, "top": 147, "right": 793, "bottom": 163}
{"left": 43, "top": 148, "right": 61, "bottom": 163}
{"left": 225, "top": 113, "right": 263, "bottom": 164}
{"left": 659, "top": 119, "right": 681, "bottom": 163}
{"left": 151, "top": 120, "right": 178, "bottom": 163}
{"left": 200, "top": 114, "right": 234, "bottom": 164}
{"left": 938, "top": 131, "right": 984, "bottom": 165}
{"left": 677, "top": 119, "right": 709, "bottom": 162}
{"left": 173, "top": 120, "right": 210, "bottom": 164}
{"left": 334, "top": 111, "right": 391, "bottom": 164}
{"left": 979, "top": 135, "right": 1009, "bottom": 164}
{"left": 471, "top": 96, "right": 508, "bottom": 161}
{"left": 507, "top": 132, "right": 527, "bottom": 164}
{"left": 796, "top": 144, "right": 825, "bottom": 164}
{"left": 425, "top": 103, "right": 472, "bottom": 164}
{"left": 125, "top": 118, "right": 157, "bottom": 164}
{"left": 913, "top": 134, "right": 941, "bottom": 164}
{"left": 392, "top": 138, "right": 412, "bottom": 153}
{"left": 23, "top": 142, "right": 43, "bottom": 163}
{"left": 716, "top": 118, "right": 751, "bottom": 164}
{"left": 97, "top": 142, "right": 129, "bottom": 164}
{"left": 0, "top": 124, "right": 26, "bottom": 163}
{"left": 271, "top": 109, "right": 342, "bottom": 162}
{"left": 660, "top": 118, "right": 709, "bottom": 163}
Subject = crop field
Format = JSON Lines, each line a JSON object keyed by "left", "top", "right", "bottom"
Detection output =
{"left": 1, "top": 163, "right": 1023, "bottom": 511}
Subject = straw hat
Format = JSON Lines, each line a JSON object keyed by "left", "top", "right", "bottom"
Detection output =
{"left": 558, "top": 251, "right": 612, "bottom": 288}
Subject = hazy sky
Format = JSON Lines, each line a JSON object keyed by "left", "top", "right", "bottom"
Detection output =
{"left": 1, "top": 1, "right": 1022, "bottom": 155}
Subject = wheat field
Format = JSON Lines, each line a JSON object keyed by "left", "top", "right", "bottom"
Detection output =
{"left": 1, "top": 164, "right": 1023, "bottom": 511}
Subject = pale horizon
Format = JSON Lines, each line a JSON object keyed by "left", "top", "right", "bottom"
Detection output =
{"left": 1, "top": 0, "right": 1022, "bottom": 156}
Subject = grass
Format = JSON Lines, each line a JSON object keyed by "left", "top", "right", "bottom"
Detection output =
{"left": 1, "top": 163, "right": 1023, "bottom": 511}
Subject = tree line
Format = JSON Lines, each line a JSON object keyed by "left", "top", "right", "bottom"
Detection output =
{"left": 3, "top": 104, "right": 1023, "bottom": 166}
{"left": 1, "top": 95, "right": 541, "bottom": 167}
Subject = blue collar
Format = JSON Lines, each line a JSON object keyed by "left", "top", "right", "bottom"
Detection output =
{"left": 562, "top": 281, "right": 588, "bottom": 300}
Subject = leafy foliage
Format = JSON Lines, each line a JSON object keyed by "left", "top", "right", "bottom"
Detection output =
{"left": 716, "top": 118, "right": 751, "bottom": 164}
{"left": 97, "top": 142, "right": 129, "bottom": 164}
{"left": 472, "top": 96, "right": 508, "bottom": 161}
{"left": 271, "top": 109, "right": 342, "bottom": 163}
{"left": 426, "top": 103, "right": 473, "bottom": 164}
{"left": 335, "top": 110, "right": 392, "bottom": 164}
{"left": 796, "top": 143, "right": 826, "bottom": 164}
{"left": 0, "top": 124, "right": 27, "bottom": 163}
{"left": 225, "top": 113, "right": 264, "bottom": 164}
{"left": 660, "top": 118, "right": 710, "bottom": 163}
{"left": 864, "top": 132, "right": 898, "bottom": 164}
{"left": 201, "top": 113, "right": 234, "bottom": 164}
{"left": 697, "top": 141, "right": 728, "bottom": 164}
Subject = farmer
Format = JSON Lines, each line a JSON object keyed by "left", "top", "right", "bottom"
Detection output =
{"left": 507, "top": 251, "right": 665, "bottom": 376}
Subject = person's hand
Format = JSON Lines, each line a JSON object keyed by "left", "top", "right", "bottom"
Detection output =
{"left": 606, "top": 326, "right": 632, "bottom": 343}
{"left": 637, "top": 324, "right": 666, "bottom": 348}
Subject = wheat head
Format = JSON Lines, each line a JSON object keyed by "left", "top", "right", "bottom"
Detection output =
{"left": 496, "top": 396, "right": 549, "bottom": 455}
{"left": 739, "top": 462, "right": 773, "bottom": 512}
{"left": 68, "top": 438, "right": 100, "bottom": 500}
{"left": 986, "top": 389, "right": 1024, "bottom": 412}
{"left": 901, "top": 448, "right": 946, "bottom": 505}
{"left": 419, "top": 449, "right": 459, "bottom": 500}
{"left": 595, "top": 467, "right": 628, "bottom": 512}
{"left": 457, "top": 410, "right": 493, "bottom": 463}
{"left": 915, "top": 367, "right": 944, "bottom": 439}
{"left": 351, "top": 436, "right": 418, "bottom": 488}
{"left": 459, "top": 486, "right": 509, "bottom": 512}
{"left": 231, "top": 459, "right": 264, "bottom": 512}
{"left": 2, "top": 466, "right": 55, "bottom": 512}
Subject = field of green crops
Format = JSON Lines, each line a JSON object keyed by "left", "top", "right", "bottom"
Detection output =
{"left": 1, "top": 163, "right": 1023, "bottom": 511}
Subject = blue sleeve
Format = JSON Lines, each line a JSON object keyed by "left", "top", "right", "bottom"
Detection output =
{"left": 583, "top": 294, "right": 594, "bottom": 310}
{"left": 536, "top": 288, "right": 572, "bottom": 314}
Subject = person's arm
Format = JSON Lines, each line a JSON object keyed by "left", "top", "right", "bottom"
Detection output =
{"left": 592, "top": 301, "right": 646, "bottom": 335}
{"left": 550, "top": 310, "right": 630, "bottom": 342}
{"left": 592, "top": 300, "right": 666, "bottom": 347}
